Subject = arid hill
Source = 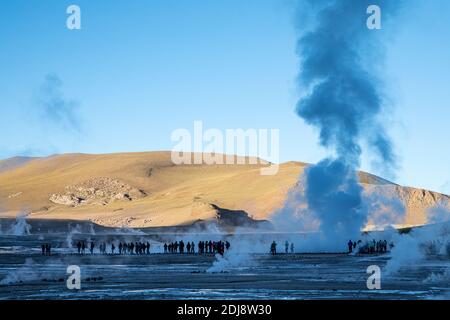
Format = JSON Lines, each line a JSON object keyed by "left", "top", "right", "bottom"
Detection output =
{"left": 0, "top": 151, "right": 448, "bottom": 228}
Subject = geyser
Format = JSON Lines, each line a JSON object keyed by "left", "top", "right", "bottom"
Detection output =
{"left": 273, "top": 0, "right": 403, "bottom": 251}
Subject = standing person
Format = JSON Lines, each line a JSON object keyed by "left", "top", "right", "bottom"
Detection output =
{"left": 90, "top": 241, "right": 95, "bottom": 255}
{"left": 186, "top": 242, "right": 191, "bottom": 254}
{"left": 285, "top": 241, "right": 289, "bottom": 254}
{"left": 191, "top": 241, "right": 195, "bottom": 254}
{"left": 180, "top": 240, "right": 185, "bottom": 254}
{"left": 81, "top": 241, "right": 86, "bottom": 254}
{"left": 164, "top": 243, "right": 168, "bottom": 253}
{"left": 111, "top": 243, "right": 116, "bottom": 255}
{"left": 146, "top": 242, "right": 150, "bottom": 254}
{"left": 41, "top": 244, "right": 46, "bottom": 255}
{"left": 270, "top": 241, "right": 277, "bottom": 255}
{"left": 76, "top": 241, "right": 81, "bottom": 254}
{"left": 348, "top": 240, "right": 353, "bottom": 253}
{"left": 290, "top": 243, "right": 294, "bottom": 254}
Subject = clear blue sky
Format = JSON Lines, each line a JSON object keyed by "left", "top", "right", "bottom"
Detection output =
{"left": 0, "top": 0, "right": 449, "bottom": 194}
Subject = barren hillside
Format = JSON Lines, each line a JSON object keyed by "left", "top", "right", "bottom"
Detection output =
{"left": 0, "top": 151, "right": 448, "bottom": 228}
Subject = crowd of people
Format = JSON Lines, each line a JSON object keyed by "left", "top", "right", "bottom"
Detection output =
{"left": 163, "top": 240, "right": 230, "bottom": 255}
{"left": 39, "top": 238, "right": 393, "bottom": 256}
{"left": 64, "top": 241, "right": 153, "bottom": 255}
{"left": 348, "top": 239, "right": 393, "bottom": 254}
{"left": 39, "top": 239, "right": 231, "bottom": 256}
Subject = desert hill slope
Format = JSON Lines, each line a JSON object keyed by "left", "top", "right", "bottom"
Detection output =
{"left": 0, "top": 156, "right": 37, "bottom": 173}
{"left": 0, "top": 151, "right": 448, "bottom": 228}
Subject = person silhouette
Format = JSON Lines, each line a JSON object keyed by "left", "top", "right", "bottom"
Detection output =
{"left": 270, "top": 241, "right": 277, "bottom": 255}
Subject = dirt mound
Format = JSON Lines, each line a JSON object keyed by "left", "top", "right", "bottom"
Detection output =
{"left": 49, "top": 177, "right": 146, "bottom": 207}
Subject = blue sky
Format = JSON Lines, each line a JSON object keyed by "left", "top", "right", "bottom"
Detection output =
{"left": 0, "top": 0, "right": 449, "bottom": 194}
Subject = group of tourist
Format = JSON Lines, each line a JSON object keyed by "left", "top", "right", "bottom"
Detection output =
{"left": 72, "top": 241, "right": 152, "bottom": 255}
{"left": 163, "top": 240, "right": 231, "bottom": 255}
{"left": 269, "top": 241, "right": 295, "bottom": 255}
{"left": 39, "top": 238, "right": 393, "bottom": 256}
{"left": 39, "top": 239, "right": 234, "bottom": 256}
{"left": 348, "top": 239, "right": 393, "bottom": 254}
{"left": 118, "top": 242, "right": 151, "bottom": 255}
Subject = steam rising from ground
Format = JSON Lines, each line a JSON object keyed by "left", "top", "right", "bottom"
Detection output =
{"left": 385, "top": 208, "right": 450, "bottom": 275}
{"left": 0, "top": 258, "right": 66, "bottom": 285}
{"left": 0, "top": 258, "right": 38, "bottom": 285}
{"left": 206, "top": 227, "right": 270, "bottom": 273}
{"left": 272, "top": 0, "right": 403, "bottom": 252}
{"left": 3, "top": 212, "right": 32, "bottom": 236}
{"left": 66, "top": 224, "right": 83, "bottom": 248}
{"left": 115, "top": 225, "right": 145, "bottom": 235}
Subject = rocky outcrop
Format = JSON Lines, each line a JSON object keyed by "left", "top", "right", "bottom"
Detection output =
{"left": 49, "top": 177, "right": 146, "bottom": 207}
{"left": 188, "top": 203, "right": 273, "bottom": 231}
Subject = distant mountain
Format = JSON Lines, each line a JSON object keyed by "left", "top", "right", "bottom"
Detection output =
{"left": 0, "top": 151, "right": 448, "bottom": 228}
{"left": 0, "top": 156, "right": 38, "bottom": 173}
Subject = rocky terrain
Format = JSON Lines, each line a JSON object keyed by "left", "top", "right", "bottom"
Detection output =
{"left": 49, "top": 177, "right": 147, "bottom": 207}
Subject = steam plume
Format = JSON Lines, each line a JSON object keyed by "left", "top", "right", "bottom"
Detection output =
{"left": 37, "top": 73, "right": 81, "bottom": 132}
{"left": 8, "top": 212, "right": 32, "bottom": 236}
{"left": 274, "top": 0, "right": 402, "bottom": 251}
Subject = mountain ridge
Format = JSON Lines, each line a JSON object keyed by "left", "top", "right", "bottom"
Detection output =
{"left": 0, "top": 151, "right": 448, "bottom": 228}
